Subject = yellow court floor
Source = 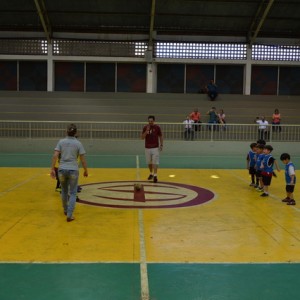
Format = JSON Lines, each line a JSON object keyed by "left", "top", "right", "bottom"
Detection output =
{"left": 0, "top": 167, "right": 300, "bottom": 264}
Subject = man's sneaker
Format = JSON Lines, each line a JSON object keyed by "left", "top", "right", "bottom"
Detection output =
{"left": 55, "top": 187, "right": 61, "bottom": 192}
{"left": 148, "top": 174, "right": 154, "bottom": 180}
{"left": 256, "top": 187, "right": 264, "bottom": 192}
{"left": 249, "top": 183, "right": 256, "bottom": 187}
{"left": 287, "top": 199, "right": 296, "bottom": 205}
{"left": 153, "top": 176, "right": 158, "bottom": 183}
{"left": 282, "top": 197, "right": 291, "bottom": 203}
{"left": 260, "top": 193, "right": 269, "bottom": 197}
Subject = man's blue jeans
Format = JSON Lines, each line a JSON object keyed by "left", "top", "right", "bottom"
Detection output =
{"left": 58, "top": 169, "right": 79, "bottom": 218}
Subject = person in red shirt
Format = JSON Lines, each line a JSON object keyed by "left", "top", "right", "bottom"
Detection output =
{"left": 272, "top": 108, "right": 281, "bottom": 133}
{"left": 141, "top": 115, "right": 163, "bottom": 183}
{"left": 189, "top": 108, "right": 201, "bottom": 131}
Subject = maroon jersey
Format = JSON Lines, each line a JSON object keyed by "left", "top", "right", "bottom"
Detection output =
{"left": 142, "top": 124, "right": 162, "bottom": 148}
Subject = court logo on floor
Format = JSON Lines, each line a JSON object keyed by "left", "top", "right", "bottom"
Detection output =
{"left": 77, "top": 181, "right": 215, "bottom": 209}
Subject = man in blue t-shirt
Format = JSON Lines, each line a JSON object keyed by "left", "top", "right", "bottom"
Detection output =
{"left": 206, "top": 107, "right": 218, "bottom": 131}
{"left": 51, "top": 123, "right": 88, "bottom": 222}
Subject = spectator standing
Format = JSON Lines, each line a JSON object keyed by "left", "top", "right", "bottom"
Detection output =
{"left": 183, "top": 115, "right": 195, "bottom": 141}
{"left": 272, "top": 108, "right": 281, "bottom": 133}
{"left": 206, "top": 107, "right": 218, "bottom": 131}
{"left": 255, "top": 116, "right": 269, "bottom": 140}
{"left": 189, "top": 108, "right": 201, "bottom": 131}
{"left": 217, "top": 109, "right": 226, "bottom": 130}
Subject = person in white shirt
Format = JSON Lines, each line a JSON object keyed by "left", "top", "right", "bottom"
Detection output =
{"left": 183, "top": 115, "right": 195, "bottom": 140}
{"left": 256, "top": 116, "right": 269, "bottom": 140}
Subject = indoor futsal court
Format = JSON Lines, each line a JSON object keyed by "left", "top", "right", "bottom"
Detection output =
{"left": 2, "top": 1, "right": 300, "bottom": 299}
{"left": 0, "top": 154, "right": 300, "bottom": 300}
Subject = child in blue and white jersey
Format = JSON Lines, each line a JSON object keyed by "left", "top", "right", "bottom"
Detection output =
{"left": 280, "top": 153, "right": 296, "bottom": 205}
{"left": 260, "top": 145, "right": 280, "bottom": 197}
{"left": 247, "top": 143, "right": 257, "bottom": 187}
{"left": 255, "top": 144, "right": 265, "bottom": 192}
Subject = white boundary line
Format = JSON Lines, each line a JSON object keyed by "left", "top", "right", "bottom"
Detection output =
{"left": 136, "top": 155, "right": 150, "bottom": 300}
{"left": 136, "top": 154, "right": 141, "bottom": 181}
{"left": 138, "top": 210, "right": 150, "bottom": 300}
{"left": 0, "top": 172, "right": 42, "bottom": 197}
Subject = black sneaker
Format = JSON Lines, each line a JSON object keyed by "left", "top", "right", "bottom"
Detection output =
{"left": 153, "top": 176, "right": 158, "bottom": 183}
{"left": 282, "top": 197, "right": 291, "bottom": 202}
{"left": 148, "top": 174, "right": 153, "bottom": 180}
{"left": 287, "top": 199, "right": 296, "bottom": 205}
{"left": 260, "top": 193, "right": 269, "bottom": 197}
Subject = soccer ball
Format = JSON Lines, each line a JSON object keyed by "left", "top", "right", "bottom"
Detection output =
{"left": 134, "top": 183, "right": 143, "bottom": 191}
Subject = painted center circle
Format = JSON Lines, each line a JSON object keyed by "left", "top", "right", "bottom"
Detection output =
{"left": 77, "top": 181, "right": 215, "bottom": 209}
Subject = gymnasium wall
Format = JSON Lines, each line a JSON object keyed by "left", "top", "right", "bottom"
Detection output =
{"left": 1, "top": 60, "right": 300, "bottom": 95}
{"left": 0, "top": 91, "right": 299, "bottom": 124}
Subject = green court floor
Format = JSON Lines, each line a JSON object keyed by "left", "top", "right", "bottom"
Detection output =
{"left": 2, "top": 153, "right": 300, "bottom": 169}
{"left": 1, "top": 263, "right": 300, "bottom": 300}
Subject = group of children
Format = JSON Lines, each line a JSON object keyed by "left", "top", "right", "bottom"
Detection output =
{"left": 247, "top": 139, "right": 296, "bottom": 205}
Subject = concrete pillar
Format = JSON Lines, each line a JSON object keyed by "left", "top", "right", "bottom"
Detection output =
{"left": 244, "top": 47, "right": 252, "bottom": 95}
{"left": 47, "top": 43, "right": 53, "bottom": 92}
{"left": 147, "top": 63, "right": 157, "bottom": 93}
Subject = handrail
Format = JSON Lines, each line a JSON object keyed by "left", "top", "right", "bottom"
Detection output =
{"left": 0, "top": 121, "right": 299, "bottom": 142}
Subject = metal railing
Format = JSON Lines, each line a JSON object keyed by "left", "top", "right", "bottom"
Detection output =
{"left": 0, "top": 121, "right": 299, "bottom": 142}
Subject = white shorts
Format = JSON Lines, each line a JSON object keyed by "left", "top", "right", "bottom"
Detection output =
{"left": 145, "top": 147, "right": 160, "bottom": 165}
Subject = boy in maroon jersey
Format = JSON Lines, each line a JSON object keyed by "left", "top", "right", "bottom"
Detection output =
{"left": 141, "top": 115, "right": 163, "bottom": 183}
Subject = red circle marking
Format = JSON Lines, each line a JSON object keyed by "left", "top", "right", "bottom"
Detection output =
{"left": 77, "top": 181, "right": 215, "bottom": 209}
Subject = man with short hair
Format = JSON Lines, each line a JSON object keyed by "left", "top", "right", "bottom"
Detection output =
{"left": 206, "top": 106, "right": 218, "bottom": 131}
{"left": 141, "top": 116, "right": 163, "bottom": 183}
{"left": 256, "top": 116, "right": 269, "bottom": 140}
{"left": 50, "top": 123, "right": 88, "bottom": 222}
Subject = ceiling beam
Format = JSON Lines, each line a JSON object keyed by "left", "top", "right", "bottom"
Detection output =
{"left": 145, "top": 0, "right": 156, "bottom": 62}
{"left": 149, "top": 0, "right": 156, "bottom": 47}
{"left": 34, "top": 0, "right": 52, "bottom": 43}
{"left": 248, "top": 0, "right": 275, "bottom": 47}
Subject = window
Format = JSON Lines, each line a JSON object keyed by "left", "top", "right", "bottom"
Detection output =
{"left": 155, "top": 42, "right": 247, "bottom": 60}
{"left": 252, "top": 45, "right": 300, "bottom": 61}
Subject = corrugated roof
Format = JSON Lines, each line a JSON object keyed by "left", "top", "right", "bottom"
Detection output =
{"left": 0, "top": 0, "right": 299, "bottom": 44}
